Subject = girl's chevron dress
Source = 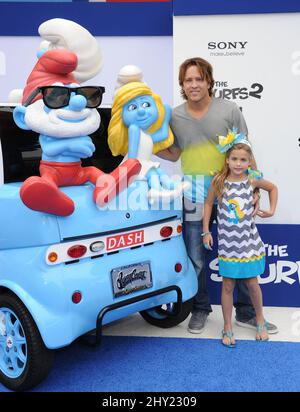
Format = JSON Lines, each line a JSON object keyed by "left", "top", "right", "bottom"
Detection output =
{"left": 217, "top": 178, "right": 266, "bottom": 278}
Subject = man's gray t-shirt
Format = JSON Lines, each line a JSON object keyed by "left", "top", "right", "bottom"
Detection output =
{"left": 170, "top": 97, "right": 248, "bottom": 202}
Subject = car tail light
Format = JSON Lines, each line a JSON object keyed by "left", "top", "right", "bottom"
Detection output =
{"left": 175, "top": 263, "right": 182, "bottom": 273}
{"left": 160, "top": 226, "right": 173, "bottom": 238}
{"left": 72, "top": 291, "right": 82, "bottom": 304}
{"left": 67, "top": 245, "right": 87, "bottom": 259}
{"left": 90, "top": 241, "right": 105, "bottom": 253}
{"left": 177, "top": 224, "right": 182, "bottom": 234}
{"left": 48, "top": 252, "right": 58, "bottom": 263}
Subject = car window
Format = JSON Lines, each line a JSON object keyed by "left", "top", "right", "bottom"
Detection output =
{"left": 0, "top": 107, "right": 123, "bottom": 183}
{"left": 0, "top": 107, "right": 41, "bottom": 183}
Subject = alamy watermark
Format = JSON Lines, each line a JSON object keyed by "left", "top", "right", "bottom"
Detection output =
{"left": 94, "top": 168, "right": 204, "bottom": 212}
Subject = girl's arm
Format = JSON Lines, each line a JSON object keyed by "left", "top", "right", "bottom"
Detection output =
{"left": 202, "top": 183, "right": 217, "bottom": 249}
{"left": 128, "top": 124, "right": 140, "bottom": 158}
{"left": 252, "top": 178, "right": 278, "bottom": 218}
{"left": 249, "top": 156, "right": 260, "bottom": 216}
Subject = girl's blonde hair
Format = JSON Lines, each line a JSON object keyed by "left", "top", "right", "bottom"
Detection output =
{"left": 108, "top": 82, "right": 174, "bottom": 156}
{"left": 213, "top": 143, "right": 253, "bottom": 200}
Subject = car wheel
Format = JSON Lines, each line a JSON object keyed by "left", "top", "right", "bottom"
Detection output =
{"left": 140, "top": 298, "right": 193, "bottom": 328}
{"left": 0, "top": 292, "right": 54, "bottom": 391}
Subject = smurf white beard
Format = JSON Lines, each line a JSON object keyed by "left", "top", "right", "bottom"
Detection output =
{"left": 24, "top": 99, "right": 100, "bottom": 138}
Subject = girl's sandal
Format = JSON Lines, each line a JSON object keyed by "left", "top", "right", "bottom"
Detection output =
{"left": 221, "top": 330, "right": 236, "bottom": 348}
{"left": 256, "top": 323, "right": 269, "bottom": 341}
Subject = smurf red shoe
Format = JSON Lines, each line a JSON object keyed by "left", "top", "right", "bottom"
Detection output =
{"left": 94, "top": 158, "right": 141, "bottom": 206}
{"left": 20, "top": 176, "right": 75, "bottom": 216}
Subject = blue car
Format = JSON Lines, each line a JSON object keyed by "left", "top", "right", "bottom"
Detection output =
{"left": 0, "top": 107, "right": 197, "bottom": 391}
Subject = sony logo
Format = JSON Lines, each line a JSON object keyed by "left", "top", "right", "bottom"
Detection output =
{"left": 208, "top": 41, "right": 248, "bottom": 50}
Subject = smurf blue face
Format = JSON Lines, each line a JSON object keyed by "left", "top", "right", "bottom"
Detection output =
{"left": 14, "top": 82, "right": 100, "bottom": 138}
{"left": 122, "top": 95, "right": 158, "bottom": 130}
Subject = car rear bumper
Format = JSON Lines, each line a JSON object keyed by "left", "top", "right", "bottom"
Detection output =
{"left": 0, "top": 235, "right": 197, "bottom": 349}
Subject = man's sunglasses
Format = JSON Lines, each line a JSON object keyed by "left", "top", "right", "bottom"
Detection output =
{"left": 24, "top": 85, "right": 105, "bottom": 109}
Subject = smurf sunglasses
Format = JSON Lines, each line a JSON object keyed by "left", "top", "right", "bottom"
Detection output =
{"left": 24, "top": 85, "right": 105, "bottom": 109}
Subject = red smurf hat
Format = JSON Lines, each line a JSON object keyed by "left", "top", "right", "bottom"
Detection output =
{"left": 22, "top": 49, "right": 78, "bottom": 105}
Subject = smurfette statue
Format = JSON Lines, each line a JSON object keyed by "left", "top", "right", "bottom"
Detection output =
{"left": 108, "top": 66, "right": 188, "bottom": 204}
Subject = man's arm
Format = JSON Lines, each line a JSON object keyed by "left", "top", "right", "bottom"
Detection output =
{"left": 156, "top": 145, "right": 182, "bottom": 162}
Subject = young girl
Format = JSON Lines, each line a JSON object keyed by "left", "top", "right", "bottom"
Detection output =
{"left": 202, "top": 132, "right": 278, "bottom": 347}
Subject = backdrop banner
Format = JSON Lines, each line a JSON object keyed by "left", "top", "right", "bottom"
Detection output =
{"left": 207, "top": 224, "right": 300, "bottom": 307}
{"left": 0, "top": 35, "right": 172, "bottom": 106}
{"left": 174, "top": 11, "right": 300, "bottom": 306}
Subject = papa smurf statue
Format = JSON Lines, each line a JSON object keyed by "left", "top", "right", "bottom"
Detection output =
{"left": 13, "top": 19, "right": 141, "bottom": 216}
{"left": 108, "top": 66, "right": 189, "bottom": 204}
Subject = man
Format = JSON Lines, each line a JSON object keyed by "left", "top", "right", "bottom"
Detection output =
{"left": 158, "top": 57, "right": 278, "bottom": 334}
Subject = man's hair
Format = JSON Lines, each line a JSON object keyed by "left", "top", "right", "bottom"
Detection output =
{"left": 178, "top": 57, "right": 215, "bottom": 100}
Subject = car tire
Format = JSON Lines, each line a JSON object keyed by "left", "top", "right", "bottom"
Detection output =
{"left": 139, "top": 298, "right": 193, "bottom": 328}
{"left": 0, "top": 292, "right": 54, "bottom": 392}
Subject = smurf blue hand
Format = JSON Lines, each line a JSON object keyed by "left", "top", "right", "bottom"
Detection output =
{"left": 163, "top": 104, "right": 172, "bottom": 124}
{"left": 151, "top": 104, "right": 172, "bottom": 143}
{"left": 40, "top": 135, "right": 95, "bottom": 158}
{"left": 63, "top": 147, "right": 95, "bottom": 159}
{"left": 40, "top": 136, "right": 70, "bottom": 157}
{"left": 128, "top": 124, "right": 140, "bottom": 158}
{"left": 156, "top": 167, "right": 175, "bottom": 190}
{"left": 67, "top": 137, "right": 95, "bottom": 158}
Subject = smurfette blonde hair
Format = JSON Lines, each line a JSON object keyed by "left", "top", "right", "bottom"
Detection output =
{"left": 228, "top": 199, "right": 245, "bottom": 219}
{"left": 108, "top": 82, "right": 174, "bottom": 156}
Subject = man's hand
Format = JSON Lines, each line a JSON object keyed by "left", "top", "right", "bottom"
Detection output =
{"left": 156, "top": 145, "right": 182, "bottom": 162}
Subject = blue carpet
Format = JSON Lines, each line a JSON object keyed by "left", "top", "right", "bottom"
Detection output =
{"left": 0, "top": 336, "right": 299, "bottom": 392}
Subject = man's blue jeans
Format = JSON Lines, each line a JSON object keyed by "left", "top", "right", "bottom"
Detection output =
{"left": 183, "top": 199, "right": 256, "bottom": 320}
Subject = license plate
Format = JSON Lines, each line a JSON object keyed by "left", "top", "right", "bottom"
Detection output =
{"left": 111, "top": 261, "right": 152, "bottom": 298}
